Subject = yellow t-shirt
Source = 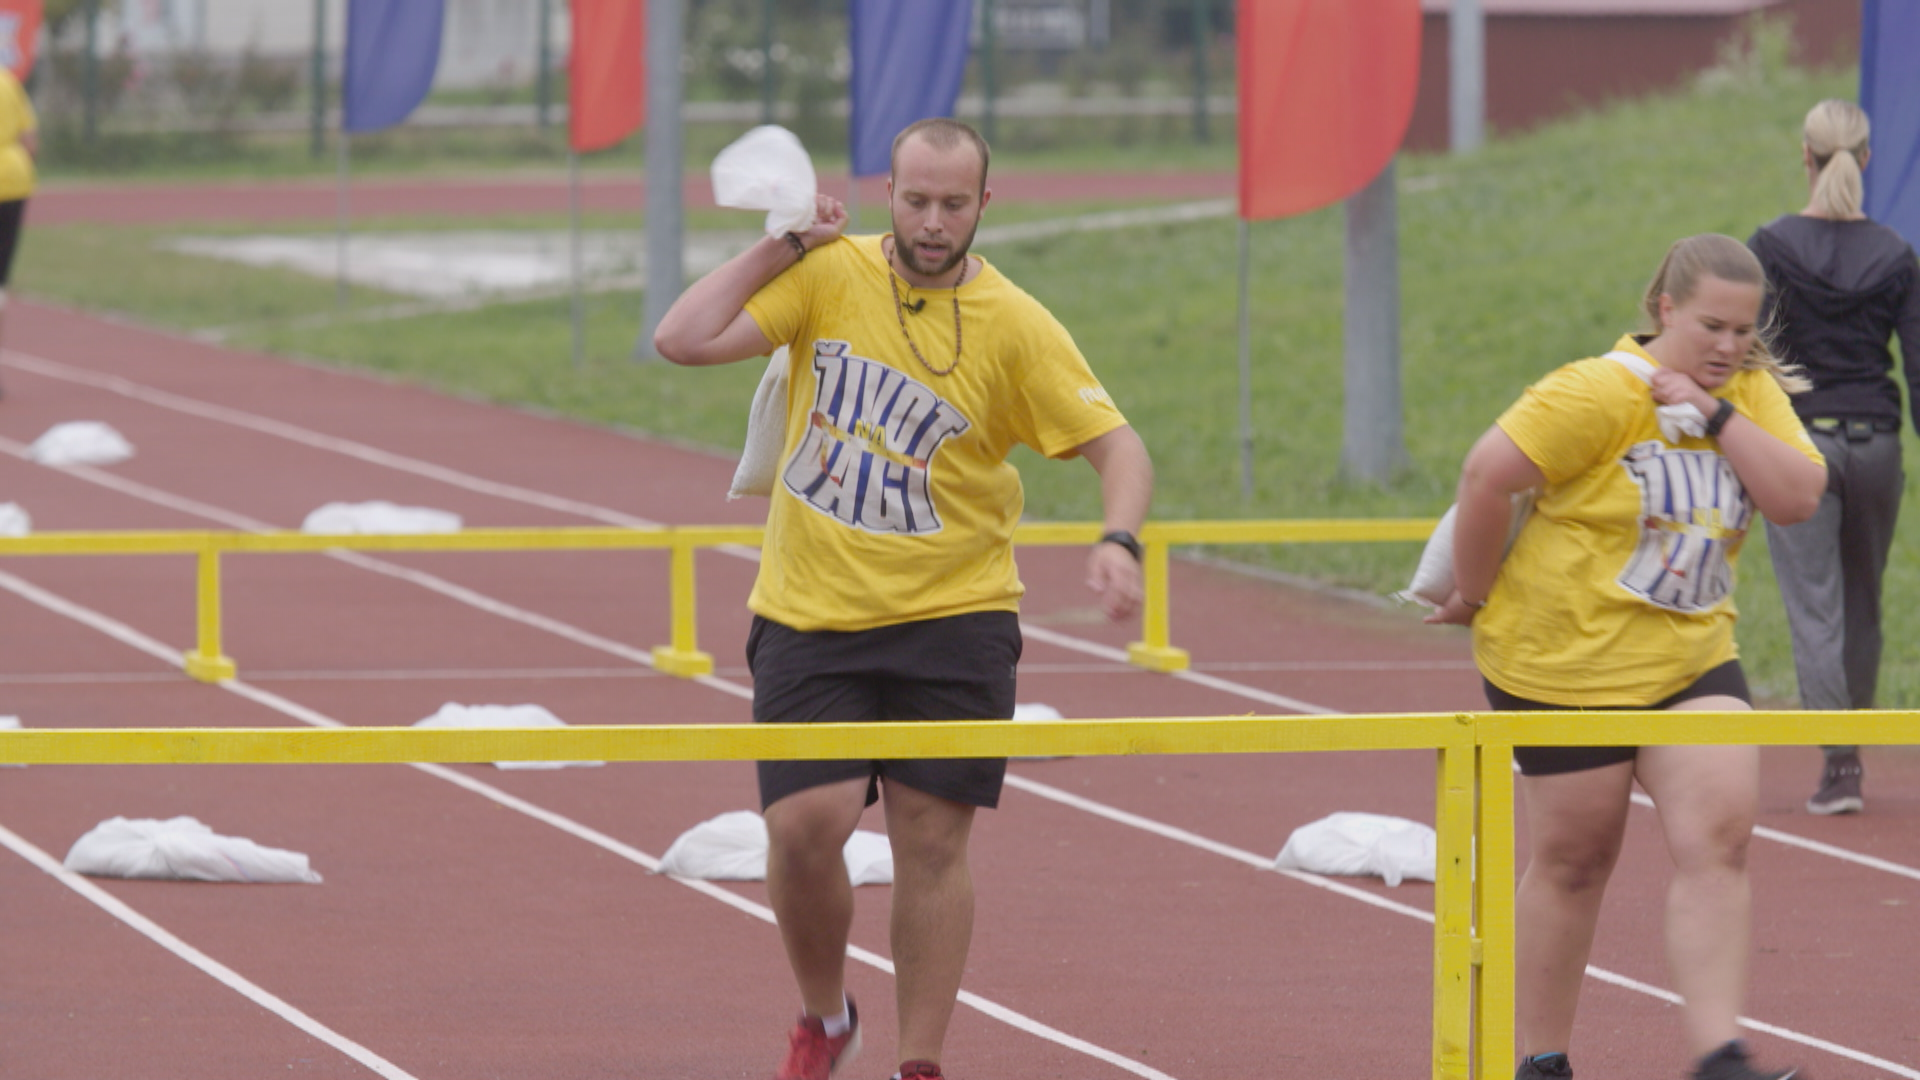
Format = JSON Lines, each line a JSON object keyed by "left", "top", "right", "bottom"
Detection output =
{"left": 742, "top": 234, "right": 1127, "bottom": 632}
{"left": 1474, "top": 335, "right": 1823, "bottom": 706}
{"left": 0, "top": 69, "right": 35, "bottom": 202}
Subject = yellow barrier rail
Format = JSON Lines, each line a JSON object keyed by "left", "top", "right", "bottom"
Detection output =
{"left": 0, "top": 712, "right": 1477, "bottom": 1079}
{"left": 3, "top": 709, "right": 1917, "bottom": 1079}
{"left": 0, "top": 519, "right": 1436, "bottom": 683}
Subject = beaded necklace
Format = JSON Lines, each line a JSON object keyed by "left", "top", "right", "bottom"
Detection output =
{"left": 887, "top": 239, "right": 968, "bottom": 378}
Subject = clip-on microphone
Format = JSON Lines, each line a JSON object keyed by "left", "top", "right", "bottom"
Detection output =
{"left": 905, "top": 297, "right": 927, "bottom": 314}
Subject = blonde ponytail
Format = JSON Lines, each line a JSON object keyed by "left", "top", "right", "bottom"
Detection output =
{"left": 1804, "top": 99, "right": 1871, "bottom": 220}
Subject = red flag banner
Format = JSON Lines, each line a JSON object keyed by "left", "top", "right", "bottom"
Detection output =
{"left": 1237, "top": 0, "right": 1421, "bottom": 221}
{"left": 0, "top": 0, "right": 43, "bottom": 78}
{"left": 570, "top": 0, "right": 645, "bottom": 153}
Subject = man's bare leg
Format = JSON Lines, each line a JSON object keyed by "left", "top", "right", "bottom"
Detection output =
{"left": 883, "top": 781, "right": 977, "bottom": 1067}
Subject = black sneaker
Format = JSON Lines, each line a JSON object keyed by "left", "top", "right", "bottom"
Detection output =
{"left": 1516, "top": 1053, "right": 1572, "bottom": 1080}
{"left": 1807, "top": 752, "right": 1864, "bottom": 815}
{"left": 1692, "top": 1040, "right": 1798, "bottom": 1080}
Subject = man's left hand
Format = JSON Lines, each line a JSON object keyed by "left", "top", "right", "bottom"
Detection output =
{"left": 1086, "top": 543, "right": 1143, "bottom": 621}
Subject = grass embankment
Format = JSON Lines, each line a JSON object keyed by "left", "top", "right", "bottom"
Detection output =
{"left": 25, "top": 62, "right": 1917, "bottom": 706}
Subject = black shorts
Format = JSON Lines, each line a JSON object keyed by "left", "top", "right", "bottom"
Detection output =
{"left": 1485, "top": 659, "right": 1751, "bottom": 776}
{"left": 0, "top": 199, "right": 25, "bottom": 287}
{"left": 747, "top": 610, "right": 1021, "bottom": 811}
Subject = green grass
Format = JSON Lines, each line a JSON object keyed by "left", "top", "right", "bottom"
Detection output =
{"left": 23, "top": 61, "right": 1920, "bottom": 706}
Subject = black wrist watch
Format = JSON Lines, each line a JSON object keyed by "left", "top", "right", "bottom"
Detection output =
{"left": 1098, "top": 530, "right": 1144, "bottom": 562}
{"left": 1704, "top": 398, "right": 1737, "bottom": 437}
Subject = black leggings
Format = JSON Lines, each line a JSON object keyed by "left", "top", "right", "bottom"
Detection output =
{"left": 1485, "top": 660, "right": 1751, "bottom": 776}
{"left": 0, "top": 198, "right": 25, "bottom": 287}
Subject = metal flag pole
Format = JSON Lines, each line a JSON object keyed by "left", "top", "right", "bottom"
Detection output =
{"left": 335, "top": 131, "right": 351, "bottom": 310}
{"left": 570, "top": 149, "right": 585, "bottom": 368}
{"left": 636, "top": 0, "right": 685, "bottom": 360}
{"left": 1341, "top": 159, "right": 1407, "bottom": 483}
{"left": 1236, "top": 217, "right": 1253, "bottom": 500}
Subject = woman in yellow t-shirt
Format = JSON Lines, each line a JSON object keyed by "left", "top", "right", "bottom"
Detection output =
{"left": 0, "top": 65, "right": 36, "bottom": 399}
{"left": 1429, "top": 235, "right": 1826, "bottom": 1080}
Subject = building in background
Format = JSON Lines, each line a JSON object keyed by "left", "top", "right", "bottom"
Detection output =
{"left": 1407, "top": 0, "right": 1860, "bottom": 150}
{"left": 105, "top": 0, "right": 566, "bottom": 90}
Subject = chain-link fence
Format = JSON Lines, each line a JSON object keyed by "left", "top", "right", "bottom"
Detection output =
{"left": 28, "top": 0, "right": 1236, "bottom": 169}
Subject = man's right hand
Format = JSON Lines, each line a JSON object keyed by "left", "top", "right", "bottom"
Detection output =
{"left": 795, "top": 194, "right": 849, "bottom": 253}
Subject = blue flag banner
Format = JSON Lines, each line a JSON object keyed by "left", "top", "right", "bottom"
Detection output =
{"left": 849, "top": 0, "right": 974, "bottom": 178}
{"left": 343, "top": 0, "right": 446, "bottom": 134}
{"left": 1862, "top": 0, "right": 1920, "bottom": 246}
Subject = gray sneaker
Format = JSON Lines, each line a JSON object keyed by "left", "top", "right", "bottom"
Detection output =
{"left": 1692, "top": 1040, "right": 1797, "bottom": 1080}
{"left": 1516, "top": 1053, "right": 1571, "bottom": 1080}
{"left": 1807, "top": 752, "right": 1864, "bottom": 815}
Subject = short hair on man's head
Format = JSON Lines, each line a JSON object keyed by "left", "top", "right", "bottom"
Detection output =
{"left": 889, "top": 118, "right": 991, "bottom": 189}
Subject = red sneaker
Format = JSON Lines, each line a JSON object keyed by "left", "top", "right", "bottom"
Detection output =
{"left": 771, "top": 998, "right": 861, "bottom": 1080}
{"left": 894, "top": 1062, "right": 944, "bottom": 1079}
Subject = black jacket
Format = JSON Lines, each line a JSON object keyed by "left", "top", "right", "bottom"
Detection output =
{"left": 1748, "top": 214, "right": 1920, "bottom": 427}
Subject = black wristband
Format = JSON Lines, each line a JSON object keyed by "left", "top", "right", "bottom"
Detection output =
{"left": 782, "top": 232, "right": 807, "bottom": 261}
{"left": 1098, "top": 530, "right": 1144, "bottom": 562}
{"left": 1705, "top": 397, "right": 1737, "bottom": 437}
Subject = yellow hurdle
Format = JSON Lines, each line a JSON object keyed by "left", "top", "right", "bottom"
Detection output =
{"left": 0, "top": 519, "right": 1439, "bottom": 682}
{"left": 1, "top": 706, "right": 1917, "bottom": 1079}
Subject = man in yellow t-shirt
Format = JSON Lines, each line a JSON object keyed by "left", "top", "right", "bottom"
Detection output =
{"left": 656, "top": 118, "right": 1152, "bottom": 1080}
{"left": 0, "top": 65, "right": 35, "bottom": 399}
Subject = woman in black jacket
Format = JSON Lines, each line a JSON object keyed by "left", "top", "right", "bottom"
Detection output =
{"left": 1749, "top": 99, "right": 1920, "bottom": 815}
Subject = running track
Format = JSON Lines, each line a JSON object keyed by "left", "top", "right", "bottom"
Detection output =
{"left": 0, "top": 178, "right": 1915, "bottom": 1079}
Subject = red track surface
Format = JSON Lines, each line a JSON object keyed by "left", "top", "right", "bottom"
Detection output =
{"left": 1, "top": 183, "right": 1915, "bottom": 1080}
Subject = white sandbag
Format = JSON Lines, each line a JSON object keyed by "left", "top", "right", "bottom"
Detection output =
{"left": 729, "top": 347, "right": 790, "bottom": 499}
{"left": 0, "top": 715, "right": 24, "bottom": 767}
{"left": 658, "top": 810, "right": 769, "bottom": 880}
{"left": 1273, "top": 812, "right": 1435, "bottom": 887}
{"left": 842, "top": 829, "right": 895, "bottom": 886}
{"left": 301, "top": 501, "right": 463, "bottom": 535}
{"left": 27, "top": 421, "right": 135, "bottom": 467}
{"left": 1602, "top": 349, "right": 1710, "bottom": 442}
{"left": 412, "top": 702, "right": 603, "bottom": 770}
{"left": 1395, "top": 494, "right": 1534, "bottom": 610}
{"left": 64, "top": 816, "right": 323, "bottom": 883}
{"left": 710, "top": 125, "right": 818, "bottom": 237}
{"left": 0, "top": 502, "right": 29, "bottom": 537}
{"left": 656, "top": 810, "right": 894, "bottom": 886}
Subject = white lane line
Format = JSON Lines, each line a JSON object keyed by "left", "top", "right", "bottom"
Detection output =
{"left": 8, "top": 356, "right": 1918, "bottom": 1071}
{"left": 9, "top": 376, "right": 1919, "bottom": 897}
{"left": 1002, "top": 773, "right": 1436, "bottom": 923}
{"left": 0, "top": 821, "right": 424, "bottom": 1080}
{"left": 1628, "top": 792, "right": 1920, "bottom": 884}
{"left": 1018, "top": 625, "right": 1335, "bottom": 715}
{"left": 1, "top": 349, "right": 664, "bottom": 527}
{"left": 1005, "top": 771, "right": 1919, "bottom": 1077}
{"left": 1578, "top": 964, "right": 1920, "bottom": 1080}
{"left": 9, "top": 380, "right": 1920, "bottom": 891}
{"left": 4, "top": 558, "right": 1912, "bottom": 1078}
{"left": 0, "top": 437, "right": 754, "bottom": 703}
{"left": 0, "top": 582, "right": 1182, "bottom": 1080}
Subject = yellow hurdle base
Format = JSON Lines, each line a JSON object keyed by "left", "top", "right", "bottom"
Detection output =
{"left": 651, "top": 646, "right": 715, "bottom": 678}
{"left": 183, "top": 651, "right": 237, "bottom": 682}
{"left": 1127, "top": 642, "right": 1191, "bottom": 672}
